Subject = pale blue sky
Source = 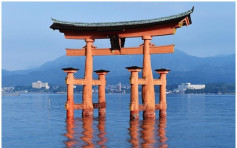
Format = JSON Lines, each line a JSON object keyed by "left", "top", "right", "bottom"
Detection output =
{"left": 2, "top": 2, "right": 235, "bottom": 70}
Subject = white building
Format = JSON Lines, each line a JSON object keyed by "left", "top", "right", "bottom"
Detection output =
{"left": 117, "top": 82, "right": 122, "bottom": 91}
{"left": 175, "top": 83, "right": 205, "bottom": 92}
{"left": 32, "top": 81, "right": 50, "bottom": 89}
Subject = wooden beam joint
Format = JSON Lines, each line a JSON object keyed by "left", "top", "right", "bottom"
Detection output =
{"left": 153, "top": 79, "right": 162, "bottom": 85}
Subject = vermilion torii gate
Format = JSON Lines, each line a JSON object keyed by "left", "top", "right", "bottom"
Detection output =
{"left": 50, "top": 7, "right": 193, "bottom": 119}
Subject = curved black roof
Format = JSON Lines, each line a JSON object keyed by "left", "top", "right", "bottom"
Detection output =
{"left": 50, "top": 7, "right": 194, "bottom": 31}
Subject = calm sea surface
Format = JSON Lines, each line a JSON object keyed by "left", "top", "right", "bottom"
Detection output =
{"left": 2, "top": 94, "right": 235, "bottom": 148}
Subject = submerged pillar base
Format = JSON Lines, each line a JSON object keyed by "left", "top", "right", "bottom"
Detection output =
{"left": 67, "top": 109, "right": 74, "bottom": 118}
{"left": 99, "top": 108, "right": 106, "bottom": 117}
{"left": 143, "top": 110, "right": 155, "bottom": 118}
{"left": 159, "top": 110, "right": 167, "bottom": 118}
{"left": 130, "top": 111, "right": 139, "bottom": 119}
{"left": 82, "top": 109, "right": 93, "bottom": 117}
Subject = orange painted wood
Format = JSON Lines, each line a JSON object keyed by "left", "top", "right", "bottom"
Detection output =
{"left": 142, "top": 36, "right": 155, "bottom": 118}
{"left": 74, "top": 104, "right": 85, "bottom": 110}
{"left": 153, "top": 79, "right": 162, "bottom": 85}
{"left": 159, "top": 73, "right": 167, "bottom": 117}
{"left": 129, "top": 70, "right": 140, "bottom": 119}
{"left": 139, "top": 105, "right": 146, "bottom": 111}
{"left": 138, "top": 78, "right": 146, "bottom": 85}
{"left": 95, "top": 71, "right": 108, "bottom": 117}
{"left": 155, "top": 104, "right": 161, "bottom": 110}
{"left": 74, "top": 79, "right": 87, "bottom": 85}
{"left": 73, "top": 79, "right": 104, "bottom": 85}
{"left": 92, "top": 79, "right": 102, "bottom": 85}
{"left": 82, "top": 39, "right": 94, "bottom": 117}
{"left": 66, "top": 49, "right": 85, "bottom": 56}
{"left": 66, "top": 45, "right": 174, "bottom": 56}
{"left": 65, "top": 72, "right": 76, "bottom": 118}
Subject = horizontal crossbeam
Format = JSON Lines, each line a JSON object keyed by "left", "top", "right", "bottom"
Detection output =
{"left": 139, "top": 104, "right": 161, "bottom": 111}
{"left": 72, "top": 103, "right": 106, "bottom": 110}
{"left": 153, "top": 79, "right": 162, "bottom": 85}
{"left": 66, "top": 45, "right": 174, "bottom": 56}
{"left": 73, "top": 79, "right": 102, "bottom": 85}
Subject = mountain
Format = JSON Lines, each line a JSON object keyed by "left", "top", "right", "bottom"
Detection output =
{"left": 2, "top": 49, "right": 235, "bottom": 86}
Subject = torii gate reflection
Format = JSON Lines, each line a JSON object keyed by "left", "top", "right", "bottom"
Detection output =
{"left": 50, "top": 7, "right": 193, "bottom": 119}
{"left": 64, "top": 116, "right": 167, "bottom": 147}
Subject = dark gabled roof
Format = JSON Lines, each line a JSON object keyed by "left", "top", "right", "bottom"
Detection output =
{"left": 50, "top": 7, "right": 194, "bottom": 31}
{"left": 126, "top": 66, "right": 143, "bottom": 70}
{"left": 94, "top": 69, "right": 110, "bottom": 73}
{"left": 155, "top": 68, "right": 170, "bottom": 72}
{"left": 62, "top": 67, "right": 79, "bottom": 71}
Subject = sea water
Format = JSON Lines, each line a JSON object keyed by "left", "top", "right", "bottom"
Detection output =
{"left": 2, "top": 94, "right": 235, "bottom": 148}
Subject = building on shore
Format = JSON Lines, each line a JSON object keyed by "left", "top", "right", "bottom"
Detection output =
{"left": 32, "top": 81, "right": 50, "bottom": 89}
{"left": 174, "top": 83, "right": 205, "bottom": 93}
{"left": 117, "top": 82, "right": 122, "bottom": 91}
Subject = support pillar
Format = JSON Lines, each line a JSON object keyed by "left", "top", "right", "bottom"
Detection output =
{"left": 82, "top": 38, "right": 94, "bottom": 117}
{"left": 94, "top": 70, "right": 110, "bottom": 117}
{"left": 126, "top": 66, "right": 142, "bottom": 119}
{"left": 62, "top": 68, "right": 79, "bottom": 118}
{"left": 142, "top": 36, "right": 155, "bottom": 118}
{"left": 155, "top": 69, "right": 170, "bottom": 118}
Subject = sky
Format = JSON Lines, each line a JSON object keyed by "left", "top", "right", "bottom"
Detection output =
{"left": 2, "top": 2, "right": 236, "bottom": 71}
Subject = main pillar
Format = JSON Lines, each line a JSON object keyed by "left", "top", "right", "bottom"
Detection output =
{"left": 142, "top": 36, "right": 155, "bottom": 118}
{"left": 82, "top": 38, "right": 94, "bottom": 117}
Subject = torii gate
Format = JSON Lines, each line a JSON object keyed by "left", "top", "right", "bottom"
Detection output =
{"left": 50, "top": 7, "right": 194, "bottom": 119}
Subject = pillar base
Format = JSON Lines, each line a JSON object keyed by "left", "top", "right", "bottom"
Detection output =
{"left": 67, "top": 110, "right": 74, "bottom": 118}
{"left": 159, "top": 110, "right": 167, "bottom": 118}
{"left": 143, "top": 110, "right": 155, "bottom": 119}
{"left": 82, "top": 109, "right": 93, "bottom": 117}
{"left": 130, "top": 111, "right": 139, "bottom": 119}
{"left": 99, "top": 108, "right": 106, "bottom": 117}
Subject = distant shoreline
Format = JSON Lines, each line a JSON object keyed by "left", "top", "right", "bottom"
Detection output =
{"left": 2, "top": 92, "right": 235, "bottom": 96}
